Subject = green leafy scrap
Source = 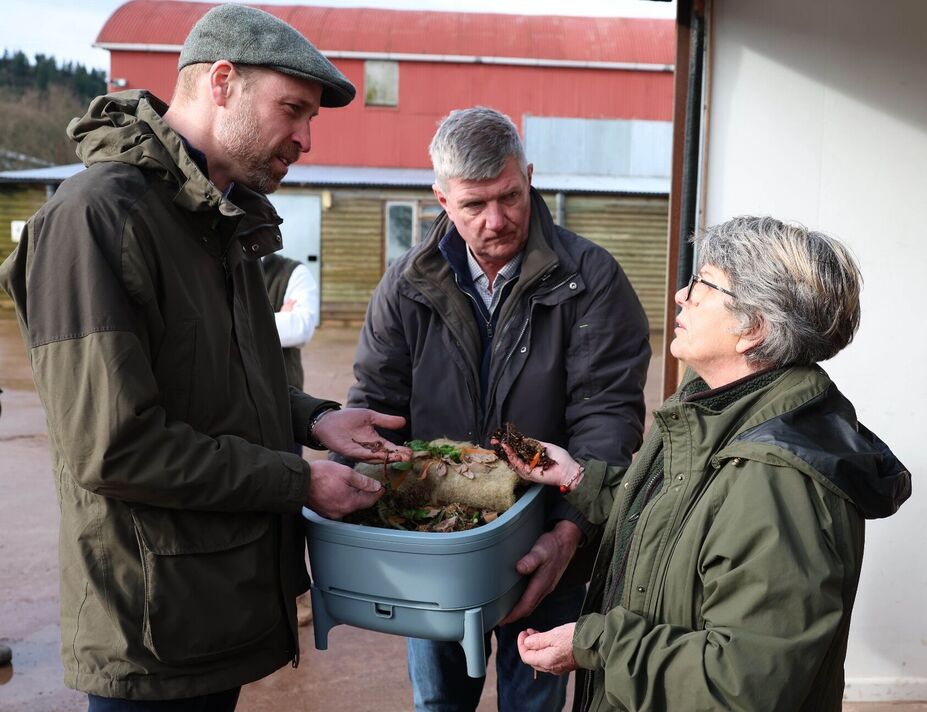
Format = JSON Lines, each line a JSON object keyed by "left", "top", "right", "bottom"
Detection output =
{"left": 406, "top": 439, "right": 462, "bottom": 463}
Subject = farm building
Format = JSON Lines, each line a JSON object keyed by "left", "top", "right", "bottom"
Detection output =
{"left": 0, "top": 2, "right": 675, "bottom": 326}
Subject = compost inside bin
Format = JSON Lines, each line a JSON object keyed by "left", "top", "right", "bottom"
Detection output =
{"left": 344, "top": 438, "right": 528, "bottom": 532}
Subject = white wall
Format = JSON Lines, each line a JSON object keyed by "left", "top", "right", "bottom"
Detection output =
{"left": 703, "top": 0, "right": 926, "bottom": 701}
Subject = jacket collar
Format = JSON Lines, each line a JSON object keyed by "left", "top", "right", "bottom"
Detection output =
{"left": 70, "top": 90, "right": 283, "bottom": 258}
{"left": 666, "top": 366, "right": 910, "bottom": 520}
{"left": 406, "top": 187, "right": 575, "bottom": 298}
{"left": 399, "top": 187, "right": 569, "bottom": 373}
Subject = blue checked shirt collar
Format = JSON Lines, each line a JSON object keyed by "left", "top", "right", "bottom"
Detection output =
{"left": 466, "top": 247, "right": 523, "bottom": 315}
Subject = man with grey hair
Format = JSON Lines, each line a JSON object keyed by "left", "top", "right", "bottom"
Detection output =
{"left": 345, "top": 107, "right": 651, "bottom": 711}
{"left": 0, "top": 4, "right": 411, "bottom": 710}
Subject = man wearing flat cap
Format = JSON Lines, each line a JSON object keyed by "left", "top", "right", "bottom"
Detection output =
{"left": 0, "top": 4, "right": 409, "bottom": 709}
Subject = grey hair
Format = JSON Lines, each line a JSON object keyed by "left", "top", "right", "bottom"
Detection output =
{"left": 694, "top": 216, "right": 862, "bottom": 368}
{"left": 429, "top": 107, "right": 528, "bottom": 190}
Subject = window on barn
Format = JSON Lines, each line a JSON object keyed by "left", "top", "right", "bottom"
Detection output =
{"left": 386, "top": 202, "right": 414, "bottom": 266}
{"left": 365, "top": 61, "right": 399, "bottom": 107}
{"left": 385, "top": 201, "right": 443, "bottom": 267}
{"left": 418, "top": 203, "right": 442, "bottom": 242}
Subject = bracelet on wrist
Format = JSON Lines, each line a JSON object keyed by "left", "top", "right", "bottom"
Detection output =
{"left": 559, "top": 463, "right": 585, "bottom": 494}
{"left": 307, "top": 407, "right": 338, "bottom": 450}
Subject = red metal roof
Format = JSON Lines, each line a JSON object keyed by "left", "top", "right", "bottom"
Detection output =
{"left": 97, "top": 0, "right": 675, "bottom": 65}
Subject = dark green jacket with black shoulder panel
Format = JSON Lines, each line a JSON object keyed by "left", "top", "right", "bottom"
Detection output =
{"left": 566, "top": 366, "right": 910, "bottom": 712}
{"left": 0, "top": 91, "right": 335, "bottom": 698}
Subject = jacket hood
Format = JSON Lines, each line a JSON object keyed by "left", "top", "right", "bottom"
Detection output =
{"left": 730, "top": 373, "right": 911, "bottom": 519}
{"left": 67, "top": 90, "right": 265, "bottom": 220}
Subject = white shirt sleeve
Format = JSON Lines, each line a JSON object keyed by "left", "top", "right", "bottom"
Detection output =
{"left": 274, "top": 263, "right": 319, "bottom": 348}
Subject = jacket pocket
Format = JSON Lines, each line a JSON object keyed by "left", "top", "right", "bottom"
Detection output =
{"left": 131, "top": 507, "right": 282, "bottom": 665}
{"left": 572, "top": 318, "right": 602, "bottom": 400}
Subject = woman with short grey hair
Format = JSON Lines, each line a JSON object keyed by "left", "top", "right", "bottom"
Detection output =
{"left": 498, "top": 216, "right": 911, "bottom": 712}
{"left": 694, "top": 215, "right": 862, "bottom": 368}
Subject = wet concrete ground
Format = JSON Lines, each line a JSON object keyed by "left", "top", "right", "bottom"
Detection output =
{"left": 1, "top": 317, "right": 922, "bottom": 711}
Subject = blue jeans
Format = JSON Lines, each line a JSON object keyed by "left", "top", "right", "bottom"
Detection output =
{"left": 87, "top": 688, "right": 240, "bottom": 712}
{"left": 408, "top": 583, "right": 586, "bottom": 712}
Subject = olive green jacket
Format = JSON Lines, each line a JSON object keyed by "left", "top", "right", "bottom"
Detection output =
{"left": 0, "top": 91, "right": 335, "bottom": 698}
{"left": 566, "top": 366, "right": 910, "bottom": 712}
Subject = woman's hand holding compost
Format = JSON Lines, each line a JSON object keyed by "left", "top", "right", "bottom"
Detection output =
{"left": 494, "top": 439, "right": 583, "bottom": 492}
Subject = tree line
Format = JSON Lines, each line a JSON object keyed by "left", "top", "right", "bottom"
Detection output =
{"left": 1, "top": 50, "right": 106, "bottom": 102}
{"left": 0, "top": 50, "right": 108, "bottom": 170}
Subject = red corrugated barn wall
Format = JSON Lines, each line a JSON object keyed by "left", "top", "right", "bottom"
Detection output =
{"left": 99, "top": 1, "right": 675, "bottom": 169}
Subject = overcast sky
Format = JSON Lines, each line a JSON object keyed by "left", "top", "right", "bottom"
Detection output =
{"left": 2, "top": 0, "right": 675, "bottom": 72}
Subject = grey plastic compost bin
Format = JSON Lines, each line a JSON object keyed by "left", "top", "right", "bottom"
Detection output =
{"left": 302, "top": 484, "right": 545, "bottom": 677}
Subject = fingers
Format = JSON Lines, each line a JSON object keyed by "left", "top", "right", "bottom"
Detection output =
{"left": 349, "top": 444, "right": 410, "bottom": 464}
{"left": 517, "top": 629, "right": 554, "bottom": 671}
{"left": 343, "top": 485, "right": 384, "bottom": 514}
{"left": 497, "top": 442, "right": 567, "bottom": 488}
{"left": 517, "top": 631, "right": 531, "bottom": 664}
{"left": 306, "top": 461, "right": 384, "bottom": 518}
{"left": 517, "top": 627, "right": 577, "bottom": 676}
{"left": 520, "top": 630, "right": 550, "bottom": 651}
{"left": 516, "top": 629, "right": 533, "bottom": 661}
{"left": 500, "top": 571, "right": 547, "bottom": 624}
{"left": 499, "top": 443, "right": 533, "bottom": 477}
{"left": 335, "top": 434, "right": 410, "bottom": 463}
{"left": 516, "top": 549, "right": 542, "bottom": 576}
{"left": 367, "top": 411, "right": 407, "bottom": 431}
{"left": 518, "top": 624, "right": 578, "bottom": 676}
{"left": 313, "top": 409, "right": 411, "bottom": 462}
{"left": 502, "top": 533, "right": 558, "bottom": 624}
{"left": 348, "top": 470, "right": 384, "bottom": 493}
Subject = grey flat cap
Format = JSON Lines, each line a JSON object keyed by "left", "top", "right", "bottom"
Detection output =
{"left": 178, "top": 4, "right": 355, "bottom": 107}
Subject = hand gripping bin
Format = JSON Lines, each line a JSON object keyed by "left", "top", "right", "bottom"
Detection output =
{"left": 302, "top": 484, "right": 545, "bottom": 677}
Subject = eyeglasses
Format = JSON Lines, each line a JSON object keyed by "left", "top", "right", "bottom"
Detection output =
{"left": 685, "top": 274, "right": 736, "bottom": 302}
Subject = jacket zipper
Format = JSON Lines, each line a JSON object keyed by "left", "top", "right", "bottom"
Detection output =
{"left": 648, "top": 467, "right": 720, "bottom": 623}
{"left": 604, "top": 471, "right": 664, "bottom": 612}
{"left": 451, "top": 272, "right": 494, "bottom": 437}
{"left": 212, "top": 221, "right": 302, "bottom": 666}
{"left": 580, "top": 665, "right": 595, "bottom": 712}
{"left": 453, "top": 271, "right": 494, "bottom": 339}
{"left": 577, "top": 468, "right": 664, "bottom": 712}
{"left": 455, "top": 337, "right": 481, "bottom": 438}
{"left": 220, "top": 244, "right": 234, "bottom": 308}
{"left": 484, "top": 271, "right": 574, "bottom": 430}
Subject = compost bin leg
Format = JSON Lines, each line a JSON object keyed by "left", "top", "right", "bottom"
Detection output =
{"left": 310, "top": 586, "right": 335, "bottom": 650}
{"left": 462, "top": 607, "right": 486, "bottom": 678}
